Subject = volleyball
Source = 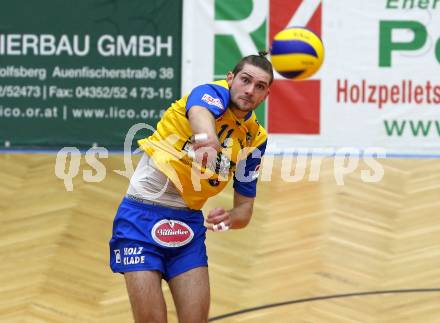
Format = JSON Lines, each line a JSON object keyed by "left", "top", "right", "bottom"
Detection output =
{"left": 270, "top": 27, "right": 324, "bottom": 80}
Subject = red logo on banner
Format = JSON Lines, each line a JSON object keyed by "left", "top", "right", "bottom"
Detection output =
{"left": 269, "top": 0, "right": 322, "bottom": 134}
{"left": 151, "top": 220, "right": 194, "bottom": 247}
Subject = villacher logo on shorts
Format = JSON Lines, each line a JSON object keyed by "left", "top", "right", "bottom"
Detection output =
{"left": 151, "top": 219, "right": 194, "bottom": 247}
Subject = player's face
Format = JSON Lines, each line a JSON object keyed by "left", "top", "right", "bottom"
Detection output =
{"left": 227, "top": 63, "right": 271, "bottom": 118}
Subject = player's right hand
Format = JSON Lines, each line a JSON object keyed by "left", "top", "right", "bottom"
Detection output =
{"left": 190, "top": 132, "right": 221, "bottom": 167}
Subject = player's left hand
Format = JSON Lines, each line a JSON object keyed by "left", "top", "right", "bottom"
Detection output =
{"left": 205, "top": 207, "right": 231, "bottom": 232}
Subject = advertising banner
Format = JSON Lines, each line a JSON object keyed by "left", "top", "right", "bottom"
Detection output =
{"left": 0, "top": 0, "right": 182, "bottom": 149}
{"left": 182, "top": 0, "right": 440, "bottom": 156}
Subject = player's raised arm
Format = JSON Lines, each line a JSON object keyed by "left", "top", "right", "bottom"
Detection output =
{"left": 187, "top": 105, "right": 220, "bottom": 152}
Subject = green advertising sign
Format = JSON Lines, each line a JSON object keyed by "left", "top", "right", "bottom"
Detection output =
{"left": 0, "top": 0, "right": 182, "bottom": 149}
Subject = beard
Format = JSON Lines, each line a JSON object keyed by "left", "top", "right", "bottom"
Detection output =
{"left": 230, "top": 95, "right": 255, "bottom": 112}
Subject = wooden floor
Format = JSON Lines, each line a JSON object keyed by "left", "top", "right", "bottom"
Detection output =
{"left": 1, "top": 153, "right": 440, "bottom": 322}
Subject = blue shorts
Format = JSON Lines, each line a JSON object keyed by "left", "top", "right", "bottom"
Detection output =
{"left": 109, "top": 197, "right": 207, "bottom": 281}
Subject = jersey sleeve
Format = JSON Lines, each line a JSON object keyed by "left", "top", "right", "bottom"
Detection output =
{"left": 186, "top": 83, "right": 229, "bottom": 118}
{"left": 233, "top": 140, "right": 267, "bottom": 197}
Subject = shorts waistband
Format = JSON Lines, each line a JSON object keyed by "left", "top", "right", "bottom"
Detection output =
{"left": 125, "top": 194, "right": 195, "bottom": 212}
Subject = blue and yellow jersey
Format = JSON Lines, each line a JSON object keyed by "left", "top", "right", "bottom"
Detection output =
{"left": 138, "top": 80, "right": 267, "bottom": 210}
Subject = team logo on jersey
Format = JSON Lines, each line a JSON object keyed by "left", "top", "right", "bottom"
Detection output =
{"left": 209, "top": 179, "right": 220, "bottom": 186}
{"left": 201, "top": 93, "right": 224, "bottom": 110}
{"left": 151, "top": 219, "right": 194, "bottom": 247}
